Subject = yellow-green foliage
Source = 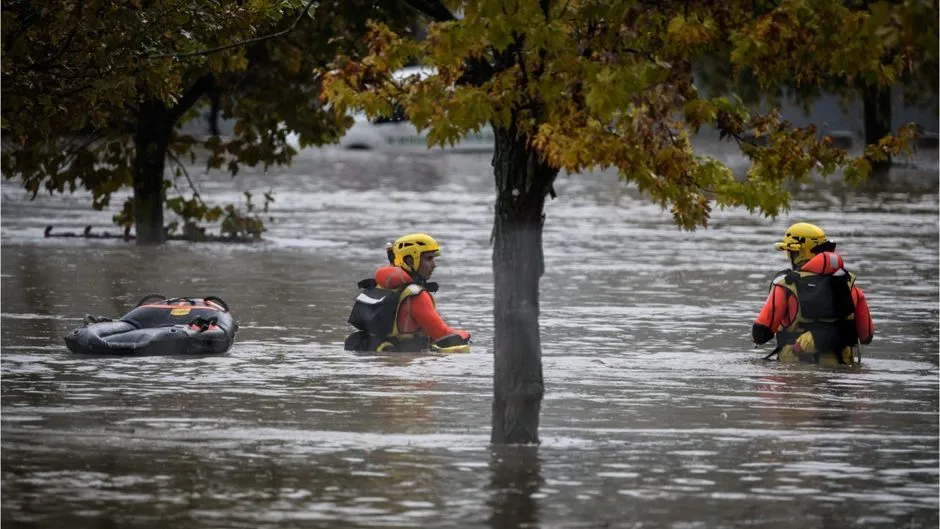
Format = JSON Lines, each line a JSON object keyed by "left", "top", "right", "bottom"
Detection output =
{"left": 3, "top": 0, "right": 272, "bottom": 141}
{"left": 2, "top": 0, "right": 298, "bottom": 224}
{"left": 323, "top": 0, "right": 936, "bottom": 229}
{"left": 2, "top": 0, "right": 411, "bottom": 234}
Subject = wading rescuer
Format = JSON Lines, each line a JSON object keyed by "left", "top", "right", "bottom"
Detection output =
{"left": 344, "top": 233, "right": 471, "bottom": 353}
{"left": 753, "top": 223, "right": 874, "bottom": 365}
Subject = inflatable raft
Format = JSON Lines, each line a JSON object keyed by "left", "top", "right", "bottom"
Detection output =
{"left": 65, "top": 295, "right": 238, "bottom": 356}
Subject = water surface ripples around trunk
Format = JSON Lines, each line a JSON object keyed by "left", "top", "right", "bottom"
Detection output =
{"left": 2, "top": 145, "right": 937, "bottom": 528}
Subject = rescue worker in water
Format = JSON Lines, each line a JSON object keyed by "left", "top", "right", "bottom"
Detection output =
{"left": 344, "top": 233, "right": 471, "bottom": 352}
{"left": 753, "top": 223, "right": 874, "bottom": 365}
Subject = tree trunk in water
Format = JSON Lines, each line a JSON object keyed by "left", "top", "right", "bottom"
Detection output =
{"left": 487, "top": 445, "right": 542, "bottom": 528}
{"left": 490, "top": 124, "right": 558, "bottom": 445}
{"left": 133, "top": 100, "right": 172, "bottom": 245}
{"left": 863, "top": 84, "right": 892, "bottom": 177}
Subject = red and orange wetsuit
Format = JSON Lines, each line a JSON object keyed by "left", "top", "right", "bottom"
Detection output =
{"left": 374, "top": 266, "right": 470, "bottom": 342}
{"left": 753, "top": 252, "right": 874, "bottom": 348}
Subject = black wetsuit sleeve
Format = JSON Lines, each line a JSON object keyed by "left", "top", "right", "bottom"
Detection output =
{"left": 752, "top": 323, "right": 775, "bottom": 345}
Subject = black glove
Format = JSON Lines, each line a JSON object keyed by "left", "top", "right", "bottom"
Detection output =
{"left": 434, "top": 333, "right": 470, "bottom": 348}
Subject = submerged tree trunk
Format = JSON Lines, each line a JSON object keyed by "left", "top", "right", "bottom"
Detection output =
{"left": 133, "top": 99, "right": 173, "bottom": 245}
{"left": 487, "top": 445, "right": 542, "bottom": 528}
{"left": 133, "top": 76, "right": 214, "bottom": 245}
{"left": 862, "top": 84, "right": 892, "bottom": 177}
{"left": 490, "top": 123, "right": 558, "bottom": 445}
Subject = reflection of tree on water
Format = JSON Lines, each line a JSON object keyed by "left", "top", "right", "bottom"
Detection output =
{"left": 487, "top": 445, "right": 542, "bottom": 529}
{"left": 753, "top": 370, "right": 877, "bottom": 478}
{"left": 5, "top": 247, "right": 61, "bottom": 340}
{"left": 756, "top": 371, "right": 874, "bottom": 430}
{"left": 346, "top": 354, "right": 443, "bottom": 426}
{"left": 787, "top": 148, "right": 940, "bottom": 203}
{"left": 827, "top": 169, "right": 938, "bottom": 208}
{"left": 319, "top": 154, "right": 445, "bottom": 192}
{"left": 353, "top": 351, "right": 428, "bottom": 367}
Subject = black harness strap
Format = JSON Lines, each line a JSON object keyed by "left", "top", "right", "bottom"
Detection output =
{"left": 763, "top": 345, "right": 782, "bottom": 361}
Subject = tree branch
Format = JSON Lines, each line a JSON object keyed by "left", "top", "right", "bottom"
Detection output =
{"left": 146, "top": 0, "right": 317, "bottom": 59}
{"left": 401, "top": 0, "right": 456, "bottom": 22}
{"left": 168, "top": 74, "right": 215, "bottom": 125}
{"left": 166, "top": 150, "right": 204, "bottom": 205}
{"left": 514, "top": 34, "right": 528, "bottom": 87}
{"left": 61, "top": 133, "right": 106, "bottom": 169}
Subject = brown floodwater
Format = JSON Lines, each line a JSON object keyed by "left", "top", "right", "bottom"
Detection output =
{"left": 2, "top": 145, "right": 937, "bottom": 528}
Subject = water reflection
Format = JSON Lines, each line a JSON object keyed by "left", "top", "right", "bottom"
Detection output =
{"left": 753, "top": 370, "right": 875, "bottom": 440}
{"left": 488, "top": 445, "right": 542, "bottom": 529}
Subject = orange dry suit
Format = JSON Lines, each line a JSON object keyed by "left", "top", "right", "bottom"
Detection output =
{"left": 753, "top": 252, "right": 874, "bottom": 365}
{"left": 344, "top": 266, "right": 470, "bottom": 352}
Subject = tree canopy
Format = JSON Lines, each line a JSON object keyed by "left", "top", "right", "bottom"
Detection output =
{"left": 325, "top": 0, "right": 934, "bottom": 229}
{"left": 695, "top": 0, "right": 937, "bottom": 122}
{"left": 2, "top": 0, "right": 413, "bottom": 242}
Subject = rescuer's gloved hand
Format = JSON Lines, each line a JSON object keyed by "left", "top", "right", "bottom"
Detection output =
{"left": 434, "top": 333, "right": 470, "bottom": 348}
{"left": 792, "top": 331, "right": 816, "bottom": 355}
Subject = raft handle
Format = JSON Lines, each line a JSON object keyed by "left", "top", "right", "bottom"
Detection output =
{"left": 203, "top": 296, "right": 230, "bottom": 312}
{"left": 164, "top": 297, "right": 198, "bottom": 305}
{"left": 135, "top": 293, "right": 167, "bottom": 307}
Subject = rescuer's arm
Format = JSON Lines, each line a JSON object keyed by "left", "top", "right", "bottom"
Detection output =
{"left": 852, "top": 285, "right": 874, "bottom": 344}
{"left": 409, "top": 291, "right": 470, "bottom": 342}
{"left": 753, "top": 285, "right": 791, "bottom": 344}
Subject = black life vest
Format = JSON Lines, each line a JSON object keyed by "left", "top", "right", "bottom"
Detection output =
{"left": 345, "top": 278, "right": 430, "bottom": 352}
{"left": 773, "top": 268, "right": 859, "bottom": 359}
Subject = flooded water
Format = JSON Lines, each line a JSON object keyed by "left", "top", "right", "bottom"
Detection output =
{"left": 2, "top": 144, "right": 938, "bottom": 529}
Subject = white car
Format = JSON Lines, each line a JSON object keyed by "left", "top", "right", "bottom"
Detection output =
{"left": 188, "top": 67, "right": 496, "bottom": 154}
{"left": 317, "top": 66, "right": 495, "bottom": 153}
{"left": 335, "top": 111, "right": 494, "bottom": 153}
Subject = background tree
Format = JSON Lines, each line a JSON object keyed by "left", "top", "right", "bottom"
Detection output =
{"left": 323, "top": 0, "right": 934, "bottom": 444}
{"left": 697, "top": 1, "right": 937, "bottom": 146}
{"left": 2, "top": 0, "right": 413, "bottom": 244}
{"left": 723, "top": 0, "right": 938, "bottom": 172}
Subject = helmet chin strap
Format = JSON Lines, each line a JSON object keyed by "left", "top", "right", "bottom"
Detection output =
{"left": 408, "top": 269, "right": 428, "bottom": 284}
{"left": 401, "top": 259, "right": 427, "bottom": 283}
{"left": 789, "top": 251, "right": 804, "bottom": 270}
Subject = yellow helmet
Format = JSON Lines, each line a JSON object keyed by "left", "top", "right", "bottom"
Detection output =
{"left": 392, "top": 233, "right": 441, "bottom": 272}
{"left": 775, "top": 222, "right": 829, "bottom": 265}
